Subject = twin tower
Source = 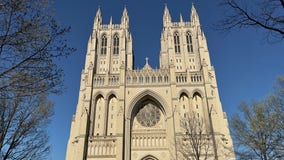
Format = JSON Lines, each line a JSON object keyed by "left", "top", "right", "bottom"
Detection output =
{"left": 66, "top": 4, "right": 235, "bottom": 160}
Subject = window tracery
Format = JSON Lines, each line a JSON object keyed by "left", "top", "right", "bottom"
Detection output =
{"left": 136, "top": 103, "right": 161, "bottom": 127}
{"left": 101, "top": 34, "right": 107, "bottom": 55}
{"left": 174, "top": 32, "right": 181, "bottom": 53}
{"left": 113, "top": 34, "right": 119, "bottom": 55}
{"left": 186, "top": 31, "right": 193, "bottom": 53}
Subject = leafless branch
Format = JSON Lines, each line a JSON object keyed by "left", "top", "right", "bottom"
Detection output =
{"left": 177, "top": 111, "right": 212, "bottom": 160}
{"left": 0, "top": 0, "right": 74, "bottom": 159}
{"left": 216, "top": 0, "right": 284, "bottom": 42}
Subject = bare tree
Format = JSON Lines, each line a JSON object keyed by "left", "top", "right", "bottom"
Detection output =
{"left": 231, "top": 77, "right": 284, "bottom": 160}
{"left": 0, "top": 0, "right": 74, "bottom": 159}
{"left": 177, "top": 112, "right": 212, "bottom": 160}
{"left": 0, "top": 92, "right": 53, "bottom": 160}
{"left": 217, "top": 0, "right": 284, "bottom": 41}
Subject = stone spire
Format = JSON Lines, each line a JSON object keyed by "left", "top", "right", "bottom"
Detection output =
{"left": 93, "top": 6, "right": 102, "bottom": 29}
{"left": 190, "top": 3, "right": 200, "bottom": 26}
{"left": 109, "top": 16, "right": 113, "bottom": 25}
{"left": 121, "top": 6, "right": 129, "bottom": 28}
{"left": 163, "top": 4, "right": 172, "bottom": 27}
{"left": 180, "top": 13, "right": 183, "bottom": 22}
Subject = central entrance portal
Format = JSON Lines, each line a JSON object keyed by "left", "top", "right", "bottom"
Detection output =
{"left": 130, "top": 99, "right": 167, "bottom": 160}
{"left": 141, "top": 155, "right": 159, "bottom": 160}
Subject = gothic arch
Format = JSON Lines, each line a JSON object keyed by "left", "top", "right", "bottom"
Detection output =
{"left": 93, "top": 91, "right": 105, "bottom": 100}
{"left": 185, "top": 30, "right": 192, "bottom": 34}
{"left": 113, "top": 32, "right": 120, "bottom": 37}
{"left": 100, "top": 32, "right": 108, "bottom": 38}
{"left": 178, "top": 89, "right": 190, "bottom": 99}
{"left": 106, "top": 94, "right": 118, "bottom": 135}
{"left": 186, "top": 31, "right": 193, "bottom": 53}
{"left": 94, "top": 93, "right": 104, "bottom": 100}
{"left": 173, "top": 31, "right": 181, "bottom": 53}
{"left": 191, "top": 89, "right": 204, "bottom": 98}
{"left": 193, "top": 91, "right": 202, "bottom": 97}
{"left": 127, "top": 90, "right": 169, "bottom": 119}
{"left": 113, "top": 33, "right": 119, "bottom": 55}
{"left": 173, "top": 30, "right": 180, "bottom": 36}
{"left": 185, "top": 30, "right": 193, "bottom": 39}
{"left": 90, "top": 94, "right": 105, "bottom": 136}
{"left": 101, "top": 33, "right": 107, "bottom": 55}
{"left": 106, "top": 91, "right": 118, "bottom": 100}
{"left": 141, "top": 155, "right": 159, "bottom": 160}
{"left": 125, "top": 90, "right": 170, "bottom": 159}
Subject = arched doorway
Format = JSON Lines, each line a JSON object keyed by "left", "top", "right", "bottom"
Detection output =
{"left": 125, "top": 90, "right": 171, "bottom": 160}
{"left": 141, "top": 155, "right": 159, "bottom": 160}
{"left": 130, "top": 97, "right": 166, "bottom": 160}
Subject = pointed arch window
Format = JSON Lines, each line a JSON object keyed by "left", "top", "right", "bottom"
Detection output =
{"left": 186, "top": 32, "right": 193, "bottom": 53}
{"left": 101, "top": 34, "right": 107, "bottom": 55}
{"left": 173, "top": 32, "right": 181, "bottom": 53}
{"left": 113, "top": 34, "right": 119, "bottom": 55}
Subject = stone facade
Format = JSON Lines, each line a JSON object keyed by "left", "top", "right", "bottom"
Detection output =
{"left": 66, "top": 5, "right": 235, "bottom": 160}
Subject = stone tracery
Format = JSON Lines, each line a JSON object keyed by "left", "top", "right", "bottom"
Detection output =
{"left": 136, "top": 103, "right": 161, "bottom": 127}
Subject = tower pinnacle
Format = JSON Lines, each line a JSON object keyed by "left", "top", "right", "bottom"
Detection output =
{"left": 93, "top": 7, "right": 102, "bottom": 29}
{"left": 121, "top": 6, "right": 129, "bottom": 28}
{"left": 190, "top": 3, "right": 200, "bottom": 26}
{"left": 109, "top": 16, "right": 113, "bottom": 25}
{"left": 163, "top": 4, "right": 172, "bottom": 27}
{"left": 180, "top": 13, "right": 183, "bottom": 22}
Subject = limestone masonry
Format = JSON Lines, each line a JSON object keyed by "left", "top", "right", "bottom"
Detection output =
{"left": 66, "top": 4, "right": 235, "bottom": 160}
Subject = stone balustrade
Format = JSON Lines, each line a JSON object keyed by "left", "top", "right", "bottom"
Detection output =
{"left": 87, "top": 137, "right": 117, "bottom": 157}
{"left": 92, "top": 70, "right": 203, "bottom": 87}
{"left": 132, "top": 133, "right": 167, "bottom": 149}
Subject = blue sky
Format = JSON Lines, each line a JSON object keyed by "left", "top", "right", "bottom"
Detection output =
{"left": 49, "top": 0, "right": 284, "bottom": 159}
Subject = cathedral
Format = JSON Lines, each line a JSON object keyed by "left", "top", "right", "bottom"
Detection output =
{"left": 66, "top": 4, "right": 235, "bottom": 160}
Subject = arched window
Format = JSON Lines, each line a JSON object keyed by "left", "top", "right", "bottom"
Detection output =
{"left": 164, "top": 75, "right": 168, "bottom": 82}
{"left": 101, "top": 34, "right": 107, "bottom": 55}
{"left": 93, "top": 95, "right": 105, "bottom": 136}
{"left": 145, "top": 76, "right": 150, "bottom": 83}
{"left": 126, "top": 76, "right": 131, "bottom": 83}
{"left": 186, "top": 32, "right": 193, "bottom": 53}
{"left": 152, "top": 76, "right": 156, "bottom": 83}
{"left": 173, "top": 32, "right": 180, "bottom": 53}
{"left": 193, "top": 92, "right": 202, "bottom": 102}
{"left": 113, "top": 34, "right": 119, "bottom": 55}
{"left": 107, "top": 95, "right": 117, "bottom": 135}
{"left": 158, "top": 75, "right": 162, "bottom": 82}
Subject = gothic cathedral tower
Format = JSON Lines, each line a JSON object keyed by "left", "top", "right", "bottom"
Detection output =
{"left": 66, "top": 5, "right": 235, "bottom": 160}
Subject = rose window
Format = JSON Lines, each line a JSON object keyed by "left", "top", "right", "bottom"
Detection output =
{"left": 136, "top": 103, "right": 161, "bottom": 127}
